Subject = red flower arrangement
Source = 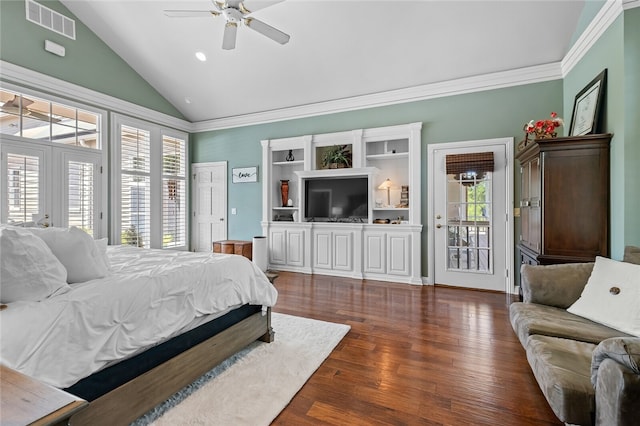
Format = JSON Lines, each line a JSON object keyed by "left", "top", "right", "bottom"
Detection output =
{"left": 524, "top": 112, "right": 564, "bottom": 139}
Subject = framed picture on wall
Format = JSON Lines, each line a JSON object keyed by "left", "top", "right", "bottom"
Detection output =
{"left": 232, "top": 166, "right": 258, "bottom": 183}
{"left": 569, "top": 69, "right": 607, "bottom": 136}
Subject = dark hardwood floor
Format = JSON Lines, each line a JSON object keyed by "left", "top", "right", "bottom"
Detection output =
{"left": 270, "top": 272, "right": 562, "bottom": 426}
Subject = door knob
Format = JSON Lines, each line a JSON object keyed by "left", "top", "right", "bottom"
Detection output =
{"left": 436, "top": 224, "right": 442, "bottom": 229}
{"left": 436, "top": 214, "right": 441, "bottom": 219}
{"left": 220, "top": 218, "right": 224, "bottom": 221}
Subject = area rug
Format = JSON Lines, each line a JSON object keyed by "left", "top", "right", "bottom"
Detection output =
{"left": 132, "top": 313, "right": 350, "bottom": 426}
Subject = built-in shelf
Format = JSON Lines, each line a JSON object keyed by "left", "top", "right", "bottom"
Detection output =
{"left": 366, "top": 153, "right": 409, "bottom": 160}
{"left": 272, "top": 206, "right": 299, "bottom": 210}
{"left": 273, "top": 160, "right": 304, "bottom": 166}
{"left": 373, "top": 207, "right": 409, "bottom": 211}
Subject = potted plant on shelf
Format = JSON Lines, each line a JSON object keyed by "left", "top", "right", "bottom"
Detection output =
{"left": 322, "top": 145, "right": 351, "bottom": 169}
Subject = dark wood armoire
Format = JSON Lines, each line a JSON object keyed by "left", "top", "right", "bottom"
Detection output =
{"left": 516, "top": 133, "right": 611, "bottom": 266}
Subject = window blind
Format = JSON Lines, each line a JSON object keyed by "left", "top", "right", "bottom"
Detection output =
{"left": 162, "top": 135, "right": 186, "bottom": 248}
{"left": 67, "top": 160, "right": 94, "bottom": 236}
{"left": 6, "top": 153, "right": 39, "bottom": 224}
{"left": 445, "top": 152, "right": 494, "bottom": 176}
{"left": 120, "top": 125, "right": 151, "bottom": 248}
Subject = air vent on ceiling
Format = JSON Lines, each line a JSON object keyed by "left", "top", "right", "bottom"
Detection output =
{"left": 25, "top": 0, "right": 76, "bottom": 40}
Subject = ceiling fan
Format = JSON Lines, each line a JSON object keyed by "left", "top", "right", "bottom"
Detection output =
{"left": 1, "top": 96, "right": 60, "bottom": 122}
{"left": 164, "top": 0, "right": 290, "bottom": 50}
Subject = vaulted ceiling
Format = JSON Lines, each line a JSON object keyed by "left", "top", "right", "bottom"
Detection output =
{"left": 61, "top": 0, "right": 586, "bottom": 123}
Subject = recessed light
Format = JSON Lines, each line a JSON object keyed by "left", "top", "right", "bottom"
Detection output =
{"left": 184, "top": 97, "right": 192, "bottom": 104}
{"left": 195, "top": 51, "right": 207, "bottom": 62}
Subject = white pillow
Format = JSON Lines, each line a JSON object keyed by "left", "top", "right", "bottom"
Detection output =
{"left": 29, "top": 227, "right": 109, "bottom": 283}
{"left": 95, "top": 237, "right": 111, "bottom": 270}
{"left": 567, "top": 256, "right": 640, "bottom": 336}
{"left": 0, "top": 227, "right": 70, "bottom": 303}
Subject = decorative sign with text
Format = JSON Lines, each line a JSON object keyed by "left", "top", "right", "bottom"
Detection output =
{"left": 232, "top": 166, "right": 258, "bottom": 183}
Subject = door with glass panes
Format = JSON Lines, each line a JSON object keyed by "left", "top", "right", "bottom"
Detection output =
{"left": 1, "top": 141, "right": 103, "bottom": 235}
{"left": 432, "top": 141, "right": 509, "bottom": 292}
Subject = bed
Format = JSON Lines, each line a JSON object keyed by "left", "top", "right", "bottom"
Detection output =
{"left": 0, "top": 225, "right": 278, "bottom": 425}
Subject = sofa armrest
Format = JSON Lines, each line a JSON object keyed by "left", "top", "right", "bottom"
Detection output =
{"left": 520, "top": 262, "right": 594, "bottom": 308}
{"left": 591, "top": 337, "right": 640, "bottom": 426}
{"left": 591, "top": 338, "right": 640, "bottom": 383}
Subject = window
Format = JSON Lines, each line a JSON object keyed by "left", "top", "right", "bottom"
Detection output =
{"left": 162, "top": 135, "right": 186, "bottom": 248}
{"left": 5, "top": 153, "right": 40, "bottom": 224}
{"left": 1, "top": 89, "right": 100, "bottom": 148}
{"left": 1, "top": 85, "right": 105, "bottom": 234}
{"left": 112, "top": 115, "right": 188, "bottom": 250}
{"left": 120, "top": 125, "right": 151, "bottom": 248}
{"left": 67, "top": 160, "right": 96, "bottom": 236}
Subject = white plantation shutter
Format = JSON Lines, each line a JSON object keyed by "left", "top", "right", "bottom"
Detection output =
{"left": 6, "top": 153, "right": 40, "bottom": 224}
{"left": 162, "top": 135, "right": 186, "bottom": 248}
{"left": 120, "top": 125, "right": 151, "bottom": 248}
{"left": 67, "top": 160, "right": 95, "bottom": 236}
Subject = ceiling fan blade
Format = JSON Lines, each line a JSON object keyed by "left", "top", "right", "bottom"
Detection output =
{"left": 245, "top": 18, "right": 289, "bottom": 45}
{"left": 226, "top": 0, "right": 243, "bottom": 8}
{"left": 222, "top": 22, "right": 238, "bottom": 50}
{"left": 164, "top": 10, "right": 220, "bottom": 18}
{"left": 241, "top": 0, "right": 285, "bottom": 14}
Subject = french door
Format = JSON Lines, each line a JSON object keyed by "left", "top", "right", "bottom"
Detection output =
{"left": 428, "top": 138, "right": 513, "bottom": 292}
{"left": 1, "top": 140, "right": 103, "bottom": 236}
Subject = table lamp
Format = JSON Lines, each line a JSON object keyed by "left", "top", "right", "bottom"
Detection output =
{"left": 378, "top": 178, "right": 393, "bottom": 206}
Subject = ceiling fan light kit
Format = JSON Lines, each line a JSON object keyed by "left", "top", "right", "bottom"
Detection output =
{"left": 164, "top": 0, "right": 290, "bottom": 50}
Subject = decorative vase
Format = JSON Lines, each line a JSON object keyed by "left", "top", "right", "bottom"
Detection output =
{"left": 280, "top": 180, "right": 289, "bottom": 207}
{"left": 285, "top": 150, "right": 294, "bottom": 161}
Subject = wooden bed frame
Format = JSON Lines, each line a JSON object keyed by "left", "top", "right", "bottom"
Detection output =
{"left": 68, "top": 308, "right": 273, "bottom": 425}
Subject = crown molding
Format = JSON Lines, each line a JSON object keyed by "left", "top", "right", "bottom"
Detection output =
{"left": 0, "top": 60, "right": 192, "bottom": 132}
{"left": 3, "top": 0, "right": 632, "bottom": 135}
{"left": 562, "top": 0, "right": 624, "bottom": 76}
{"left": 191, "top": 63, "right": 563, "bottom": 132}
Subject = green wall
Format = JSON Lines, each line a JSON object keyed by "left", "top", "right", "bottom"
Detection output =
{"left": 563, "top": 8, "right": 640, "bottom": 258}
{"left": 193, "top": 80, "right": 564, "bottom": 276}
{"left": 0, "top": 0, "right": 184, "bottom": 118}
{"left": 623, "top": 7, "right": 640, "bottom": 248}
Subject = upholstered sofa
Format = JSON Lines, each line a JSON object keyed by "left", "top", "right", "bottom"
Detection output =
{"left": 509, "top": 247, "right": 640, "bottom": 425}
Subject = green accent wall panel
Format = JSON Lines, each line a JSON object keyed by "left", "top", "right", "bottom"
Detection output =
{"left": 624, "top": 7, "right": 640, "bottom": 247}
{"left": 564, "top": 14, "right": 626, "bottom": 259}
{"left": 193, "top": 80, "right": 564, "bottom": 274}
{"left": 0, "top": 0, "right": 184, "bottom": 118}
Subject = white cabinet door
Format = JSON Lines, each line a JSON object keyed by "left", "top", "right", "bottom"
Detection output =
{"left": 333, "top": 230, "right": 353, "bottom": 271}
{"left": 364, "top": 231, "right": 386, "bottom": 274}
{"left": 313, "top": 229, "right": 332, "bottom": 269}
{"left": 287, "top": 229, "right": 305, "bottom": 267}
{"left": 269, "top": 228, "right": 287, "bottom": 265}
{"left": 387, "top": 232, "right": 410, "bottom": 276}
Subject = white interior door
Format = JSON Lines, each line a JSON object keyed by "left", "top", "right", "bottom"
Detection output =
{"left": 192, "top": 162, "right": 227, "bottom": 252}
{"left": 428, "top": 139, "right": 513, "bottom": 292}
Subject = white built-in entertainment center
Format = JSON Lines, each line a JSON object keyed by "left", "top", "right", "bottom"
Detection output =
{"left": 261, "top": 122, "right": 423, "bottom": 284}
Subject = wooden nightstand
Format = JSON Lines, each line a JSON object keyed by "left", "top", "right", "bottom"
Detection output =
{"left": 0, "top": 365, "right": 87, "bottom": 425}
{"left": 212, "top": 240, "right": 252, "bottom": 260}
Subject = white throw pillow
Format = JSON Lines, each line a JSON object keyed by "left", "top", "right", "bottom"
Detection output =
{"left": 29, "top": 227, "right": 109, "bottom": 283}
{"left": 95, "top": 237, "right": 111, "bottom": 270}
{"left": 567, "top": 256, "right": 640, "bottom": 336}
{"left": 0, "top": 227, "right": 70, "bottom": 303}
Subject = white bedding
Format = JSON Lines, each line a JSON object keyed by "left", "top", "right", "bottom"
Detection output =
{"left": 0, "top": 245, "right": 278, "bottom": 388}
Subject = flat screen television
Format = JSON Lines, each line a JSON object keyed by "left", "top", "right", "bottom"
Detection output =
{"left": 304, "top": 176, "right": 368, "bottom": 221}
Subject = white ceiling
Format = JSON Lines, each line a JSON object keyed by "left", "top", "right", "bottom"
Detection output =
{"left": 61, "top": 0, "right": 586, "bottom": 123}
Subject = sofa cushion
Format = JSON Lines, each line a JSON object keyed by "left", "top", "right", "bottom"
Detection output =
{"left": 521, "top": 262, "right": 594, "bottom": 308}
{"left": 525, "top": 335, "right": 596, "bottom": 425}
{"left": 510, "top": 302, "right": 632, "bottom": 346}
{"left": 624, "top": 246, "right": 640, "bottom": 265}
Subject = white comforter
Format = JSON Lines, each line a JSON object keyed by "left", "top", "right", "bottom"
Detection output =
{"left": 0, "top": 246, "right": 278, "bottom": 388}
